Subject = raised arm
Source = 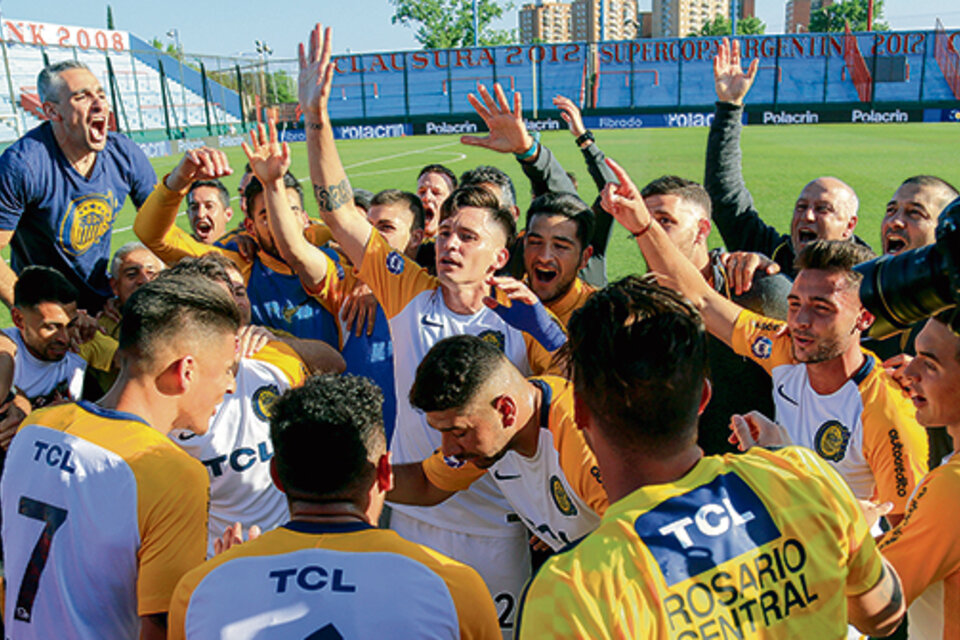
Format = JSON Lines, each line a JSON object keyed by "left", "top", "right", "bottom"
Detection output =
{"left": 299, "top": 24, "right": 371, "bottom": 269}
{"left": 242, "top": 119, "right": 336, "bottom": 292}
{"left": 705, "top": 38, "right": 785, "bottom": 258}
{"left": 602, "top": 158, "right": 742, "bottom": 346}
{"left": 461, "top": 83, "right": 577, "bottom": 197}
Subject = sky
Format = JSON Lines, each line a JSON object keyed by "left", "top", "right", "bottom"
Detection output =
{"left": 2, "top": 0, "right": 959, "bottom": 60}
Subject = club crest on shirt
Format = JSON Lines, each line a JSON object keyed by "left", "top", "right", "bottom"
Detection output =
{"left": 751, "top": 336, "right": 773, "bottom": 359}
{"left": 252, "top": 384, "right": 281, "bottom": 421}
{"left": 477, "top": 329, "right": 505, "bottom": 352}
{"left": 59, "top": 191, "right": 118, "bottom": 256}
{"left": 443, "top": 455, "right": 465, "bottom": 469}
{"left": 550, "top": 475, "right": 578, "bottom": 516}
{"left": 814, "top": 420, "right": 851, "bottom": 462}
{"left": 386, "top": 250, "right": 405, "bottom": 275}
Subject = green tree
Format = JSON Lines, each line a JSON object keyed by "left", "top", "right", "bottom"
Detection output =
{"left": 390, "top": 0, "right": 516, "bottom": 49}
{"left": 106, "top": 5, "right": 115, "bottom": 30}
{"left": 688, "top": 15, "right": 766, "bottom": 37}
{"left": 809, "top": 0, "right": 889, "bottom": 32}
{"left": 268, "top": 70, "right": 297, "bottom": 104}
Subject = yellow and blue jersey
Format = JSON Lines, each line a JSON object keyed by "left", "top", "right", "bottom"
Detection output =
{"left": 516, "top": 447, "right": 885, "bottom": 639}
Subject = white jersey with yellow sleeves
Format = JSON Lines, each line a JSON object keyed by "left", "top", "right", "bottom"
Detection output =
{"left": 730, "top": 309, "right": 928, "bottom": 514}
{"left": 171, "top": 340, "right": 308, "bottom": 556}
{"left": 1, "top": 326, "right": 85, "bottom": 407}
{"left": 422, "top": 376, "right": 605, "bottom": 550}
{"left": 1, "top": 401, "right": 208, "bottom": 640}
{"left": 516, "top": 447, "right": 886, "bottom": 639}
{"left": 879, "top": 453, "right": 960, "bottom": 639}
{"left": 168, "top": 521, "right": 502, "bottom": 640}
{"left": 358, "top": 230, "right": 554, "bottom": 536}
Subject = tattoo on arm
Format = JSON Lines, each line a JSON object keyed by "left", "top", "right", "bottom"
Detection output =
{"left": 314, "top": 179, "right": 353, "bottom": 212}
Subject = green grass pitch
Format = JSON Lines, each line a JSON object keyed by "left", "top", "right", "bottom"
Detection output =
{"left": 3, "top": 121, "right": 958, "bottom": 328}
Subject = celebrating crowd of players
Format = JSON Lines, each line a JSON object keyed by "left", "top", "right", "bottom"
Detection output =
{"left": 0, "top": 23, "right": 956, "bottom": 639}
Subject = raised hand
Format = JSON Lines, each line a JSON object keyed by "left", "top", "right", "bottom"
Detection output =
{"left": 552, "top": 95, "right": 587, "bottom": 139}
{"left": 165, "top": 147, "right": 232, "bottom": 192}
{"left": 721, "top": 250, "right": 781, "bottom": 296}
{"left": 713, "top": 37, "right": 758, "bottom": 106}
{"left": 483, "top": 275, "right": 566, "bottom": 352}
{"left": 727, "top": 411, "right": 792, "bottom": 451}
{"left": 298, "top": 23, "right": 335, "bottom": 124}
{"left": 241, "top": 119, "right": 291, "bottom": 184}
{"left": 600, "top": 158, "right": 651, "bottom": 236}
{"left": 461, "top": 83, "right": 535, "bottom": 155}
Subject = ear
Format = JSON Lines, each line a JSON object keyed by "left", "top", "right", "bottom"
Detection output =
{"left": 857, "top": 306, "right": 875, "bottom": 332}
{"left": 109, "top": 277, "right": 120, "bottom": 298}
{"left": 492, "top": 246, "right": 510, "bottom": 272}
{"left": 696, "top": 218, "right": 712, "bottom": 246}
{"left": 845, "top": 214, "right": 858, "bottom": 239}
{"left": 492, "top": 394, "right": 519, "bottom": 429}
{"left": 224, "top": 207, "right": 234, "bottom": 222}
{"left": 408, "top": 228, "right": 424, "bottom": 252}
{"left": 375, "top": 451, "right": 393, "bottom": 493}
{"left": 10, "top": 307, "right": 24, "bottom": 331}
{"left": 41, "top": 101, "right": 61, "bottom": 122}
{"left": 161, "top": 354, "right": 196, "bottom": 395}
{"left": 510, "top": 205, "right": 520, "bottom": 223}
{"left": 578, "top": 245, "right": 594, "bottom": 271}
{"left": 243, "top": 217, "right": 255, "bottom": 234}
{"left": 698, "top": 378, "right": 712, "bottom": 416}
{"left": 269, "top": 457, "right": 285, "bottom": 493}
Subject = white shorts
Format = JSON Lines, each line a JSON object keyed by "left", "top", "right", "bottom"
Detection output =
{"left": 390, "top": 510, "right": 531, "bottom": 639}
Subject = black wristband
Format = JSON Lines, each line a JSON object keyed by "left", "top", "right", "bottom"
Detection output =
{"left": 575, "top": 131, "right": 594, "bottom": 146}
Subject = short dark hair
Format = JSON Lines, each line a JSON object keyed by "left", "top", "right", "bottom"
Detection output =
{"left": 526, "top": 192, "right": 594, "bottom": 249}
{"left": 270, "top": 374, "right": 385, "bottom": 500}
{"left": 439, "top": 185, "right": 517, "bottom": 248}
{"left": 244, "top": 171, "right": 304, "bottom": 217}
{"left": 353, "top": 188, "right": 375, "bottom": 212}
{"left": 795, "top": 239, "right": 876, "bottom": 289}
{"left": 159, "top": 254, "right": 238, "bottom": 290}
{"left": 932, "top": 310, "right": 960, "bottom": 363}
{"left": 563, "top": 275, "right": 708, "bottom": 453}
{"left": 419, "top": 164, "right": 457, "bottom": 189}
{"left": 14, "top": 266, "right": 79, "bottom": 309}
{"left": 187, "top": 179, "right": 230, "bottom": 210}
{"left": 899, "top": 175, "right": 960, "bottom": 208}
{"left": 460, "top": 165, "right": 517, "bottom": 209}
{"left": 371, "top": 189, "right": 426, "bottom": 232}
{"left": 641, "top": 176, "right": 712, "bottom": 218}
{"left": 410, "top": 336, "right": 506, "bottom": 413}
{"left": 118, "top": 274, "right": 241, "bottom": 364}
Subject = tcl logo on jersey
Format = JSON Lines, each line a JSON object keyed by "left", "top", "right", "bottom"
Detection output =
{"left": 202, "top": 441, "right": 273, "bottom": 477}
{"left": 634, "top": 473, "right": 780, "bottom": 585}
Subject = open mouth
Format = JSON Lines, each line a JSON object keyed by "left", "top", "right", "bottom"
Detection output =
{"left": 792, "top": 333, "right": 814, "bottom": 349}
{"left": 884, "top": 236, "right": 907, "bottom": 254}
{"left": 796, "top": 228, "right": 818, "bottom": 244}
{"left": 195, "top": 219, "right": 213, "bottom": 238}
{"left": 532, "top": 267, "right": 558, "bottom": 285}
{"left": 89, "top": 118, "right": 108, "bottom": 144}
{"left": 438, "top": 256, "right": 461, "bottom": 270}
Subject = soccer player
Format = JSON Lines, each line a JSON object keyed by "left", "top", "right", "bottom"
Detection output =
{"left": 133, "top": 147, "right": 341, "bottom": 346}
{"left": 603, "top": 159, "right": 928, "bottom": 525}
{"left": 162, "top": 254, "right": 343, "bottom": 554}
{"left": 1, "top": 274, "right": 239, "bottom": 640}
{"left": 516, "top": 275, "right": 906, "bottom": 638}
{"left": 167, "top": 374, "right": 501, "bottom": 639}
{"left": 640, "top": 175, "right": 791, "bottom": 455}
{"left": 417, "top": 163, "right": 457, "bottom": 241}
{"left": 0, "top": 61, "right": 156, "bottom": 312}
{"left": 706, "top": 38, "right": 865, "bottom": 278}
{"left": 389, "top": 335, "right": 606, "bottom": 551}
{"left": 298, "top": 24, "right": 564, "bottom": 633}
{"left": 186, "top": 178, "right": 234, "bottom": 244}
{"left": 523, "top": 193, "right": 595, "bottom": 327}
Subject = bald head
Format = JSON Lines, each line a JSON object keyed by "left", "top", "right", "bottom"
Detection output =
{"left": 790, "top": 177, "right": 859, "bottom": 253}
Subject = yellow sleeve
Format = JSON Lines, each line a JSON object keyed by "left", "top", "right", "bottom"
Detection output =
{"left": 250, "top": 340, "right": 309, "bottom": 387}
{"left": 135, "top": 449, "right": 209, "bottom": 615}
{"left": 860, "top": 379, "right": 929, "bottom": 515}
{"left": 304, "top": 220, "right": 334, "bottom": 247}
{"left": 547, "top": 377, "right": 607, "bottom": 516}
{"left": 357, "top": 229, "right": 438, "bottom": 319}
{"left": 775, "top": 446, "right": 884, "bottom": 596}
{"left": 423, "top": 551, "right": 501, "bottom": 640}
{"left": 422, "top": 450, "right": 487, "bottom": 492}
{"left": 133, "top": 181, "right": 244, "bottom": 267}
{"left": 524, "top": 333, "right": 562, "bottom": 376}
{"left": 729, "top": 309, "right": 795, "bottom": 374}
{"left": 75, "top": 331, "right": 117, "bottom": 372}
{"left": 879, "top": 465, "right": 960, "bottom": 605}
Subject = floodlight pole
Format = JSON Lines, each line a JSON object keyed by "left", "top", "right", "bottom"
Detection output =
{"left": 167, "top": 28, "right": 187, "bottom": 129}
{"left": 473, "top": 0, "right": 479, "bottom": 47}
{"left": 731, "top": 0, "right": 738, "bottom": 36}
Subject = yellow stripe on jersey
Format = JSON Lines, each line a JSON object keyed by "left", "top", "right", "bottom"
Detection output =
{"left": 250, "top": 340, "right": 309, "bottom": 387}
{"left": 879, "top": 455, "right": 960, "bottom": 639}
{"left": 731, "top": 309, "right": 794, "bottom": 373}
{"left": 358, "top": 229, "right": 438, "bottom": 320}
{"left": 169, "top": 524, "right": 500, "bottom": 640}
{"left": 517, "top": 447, "right": 884, "bottom": 639}
{"left": 23, "top": 402, "right": 208, "bottom": 616}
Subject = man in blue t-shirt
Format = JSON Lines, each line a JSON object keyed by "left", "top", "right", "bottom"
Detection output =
{"left": 0, "top": 60, "right": 156, "bottom": 312}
